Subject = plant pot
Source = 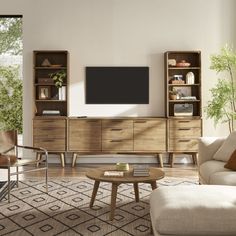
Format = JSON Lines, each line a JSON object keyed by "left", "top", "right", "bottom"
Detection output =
{"left": 169, "top": 94, "right": 177, "bottom": 100}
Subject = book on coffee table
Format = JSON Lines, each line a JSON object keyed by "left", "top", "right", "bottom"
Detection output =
{"left": 104, "top": 171, "right": 124, "bottom": 177}
{"left": 133, "top": 165, "right": 150, "bottom": 177}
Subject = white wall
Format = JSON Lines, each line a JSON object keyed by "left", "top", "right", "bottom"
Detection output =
{"left": 1, "top": 0, "right": 235, "bottom": 154}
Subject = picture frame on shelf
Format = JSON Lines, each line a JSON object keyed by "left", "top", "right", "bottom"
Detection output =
{"left": 38, "top": 86, "right": 50, "bottom": 100}
{"left": 173, "top": 86, "right": 191, "bottom": 98}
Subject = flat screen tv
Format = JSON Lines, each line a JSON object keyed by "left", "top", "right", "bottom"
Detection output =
{"left": 86, "top": 67, "right": 149, "bottom": 104}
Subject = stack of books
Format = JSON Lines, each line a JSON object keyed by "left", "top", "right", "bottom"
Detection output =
{"left": 104, "top": 171, "right": 124, "bottom": 177}
{"left": 133, "top": 165, "right": 150, "bottom": 177}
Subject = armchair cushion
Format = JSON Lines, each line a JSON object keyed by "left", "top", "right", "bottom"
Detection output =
{"left": 224, "top": 149, "right": 236, "bottom": 170}
{"left": 0, "top": 154, "right": 17, "bottom": 166}
{"left": 213, "top": 131, "right": 236, "bottom": 162}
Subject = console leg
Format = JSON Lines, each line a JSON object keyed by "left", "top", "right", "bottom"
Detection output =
{"left": 169, "top": 153, "right": 174, "bottom": 168}
{"left": 60, "top": 153, "right": 65, "bottom": 167}
{"left": 72, "top": 153, "right": 77, "bottom": 167}
{"left": 158, "top": 153, "right": 164, "bottom": 168}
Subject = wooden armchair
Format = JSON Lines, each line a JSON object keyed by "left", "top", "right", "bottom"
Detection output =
{"left": 0, "top": 130, "right": 48, "bottom": 202}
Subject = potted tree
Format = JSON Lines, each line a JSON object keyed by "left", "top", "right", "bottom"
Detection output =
{"left": 205, "top": 45, "right": 236, "bottom": 133}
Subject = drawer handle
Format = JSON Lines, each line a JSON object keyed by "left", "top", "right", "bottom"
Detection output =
{"left": 178, "top": 128, "right": 191, "bottom": 131}
{"left": 40, "top": 127, "right": 56, "bottom": 131}
{"left": 134, "top": 121, "right": 147, "bottom": 123}
{"left": 110, "top": 140, "right": 122, "bottom": 142}
{"left": 43, "top": 139, "right": 54, "bottom": 142}
{"left": 111, "top": 128, "right": 122, "bottom": 131}
{"left": 178, "top": 121, "right": 190, "bottom": 123}
{"left": 179, "top": 140, "right": 191, "bottom": 142}
{"left": 87, "top": 120, "right": 99, "bottom": 123}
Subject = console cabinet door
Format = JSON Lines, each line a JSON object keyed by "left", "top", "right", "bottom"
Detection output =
{"left": 168, "top": 119, "right": 201, "bottom": 151}
{"left": 33, "top": 118, "right": 66, "bottom": 151}
{"left": 134, "top": 119, "right": 166, "bottom": 151}
{"left": 68, "top": 119, "right": 101, "bottom": 151}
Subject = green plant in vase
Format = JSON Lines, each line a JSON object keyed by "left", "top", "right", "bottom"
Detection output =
{"left": 169, "top": 88, "right": 178, "bottom": 100}
{"left": 205, "top": 45, "right": 236, "bottom": 133}
{"left": 49, "top": 70, "right": 66, "bottom": 88}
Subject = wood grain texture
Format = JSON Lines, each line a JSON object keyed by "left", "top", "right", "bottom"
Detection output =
{"left": 86, "top": 167, "right": 164, "bottom": 183}
{"left": 68, "top": 119, "right": 101, "bottom": 151}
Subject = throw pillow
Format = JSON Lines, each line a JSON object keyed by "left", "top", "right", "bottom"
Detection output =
{"left": 224, "top": 149, "right": 236, "bottom": 170}
{"left": 213, "top": 130, "right": 236, "bottom": 162}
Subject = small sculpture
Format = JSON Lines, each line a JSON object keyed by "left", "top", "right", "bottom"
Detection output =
{"left": 41, "top": 58, "right": 51, "bottom": 67}
{"left": 186, "top": 72, "right": 195, "bottom": 84}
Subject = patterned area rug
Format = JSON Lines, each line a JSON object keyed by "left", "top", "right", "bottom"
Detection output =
{"left": 0, "top": 177, "right": 198, "bottom": 236}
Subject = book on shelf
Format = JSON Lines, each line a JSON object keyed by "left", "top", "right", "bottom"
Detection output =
{"left": 104, "top": 171, "right": 124, "bottom": 177}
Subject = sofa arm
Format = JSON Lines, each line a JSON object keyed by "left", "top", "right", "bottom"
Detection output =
{"left": 198, "top": 137, "right": 226, "bottom": 165}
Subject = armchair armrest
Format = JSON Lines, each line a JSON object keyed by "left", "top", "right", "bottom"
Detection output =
{"left": 16, "top": 145, "right": 48, "bottom": 163}
{"left": 198, "top": 137, "right": 225, "bottom": 165}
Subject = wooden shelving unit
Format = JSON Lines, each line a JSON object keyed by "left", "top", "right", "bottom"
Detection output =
{"left": 164, "top": 51, "right": 202, "bottom": 167}
{"left": 33, "top": 50, "right": 68, "bottom": 116}
{"left": 165, "top": 51, "right": 201, "bottom": 117}
{"left": 33, "top": 51, "right": 68, "bottom": 166}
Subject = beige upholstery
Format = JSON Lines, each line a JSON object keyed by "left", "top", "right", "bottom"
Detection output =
{"left": 0, "top": 130, "right": 48, "bottom": 202}
{"left": 198, "top": 137, "right": 236, "bottom": 185}
{"left": 150, "top": 185, "right": 236, "bottom": 236}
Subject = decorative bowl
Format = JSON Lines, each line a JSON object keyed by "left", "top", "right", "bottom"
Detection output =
{"left": 176, "top": 60, "right": 191, "bottom": 67}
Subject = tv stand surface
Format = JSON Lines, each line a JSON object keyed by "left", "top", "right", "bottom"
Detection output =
{"left": 68, "top": 117, "right": 167, "bottom": 167}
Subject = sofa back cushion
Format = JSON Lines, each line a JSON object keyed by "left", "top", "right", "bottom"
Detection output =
{"left": 213, "top": 131, "right": 236, "bottom": 162}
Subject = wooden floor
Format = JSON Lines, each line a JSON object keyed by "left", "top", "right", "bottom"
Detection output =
{"left": 17, "top": 163, "right": 198, "bottom": 179}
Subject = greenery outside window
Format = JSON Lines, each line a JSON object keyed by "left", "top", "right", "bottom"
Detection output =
{"left": 0, "top": 16, "right": 23, "bottom": 133}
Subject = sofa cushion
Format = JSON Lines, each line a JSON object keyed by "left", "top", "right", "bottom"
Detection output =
{"left": 224, "top": 149, "right": 236, "bottom": 170}
{"left": 150, "top": 185, "right": 236, "bottom": 235}
{"left": 209, "top": 171, "right": 236, "bottom": 185}
{"left": 199, "top": 160, "right": 229, "bottom": 183}
{"left": 213, "top": 131, "right": 236, "bottom": 162}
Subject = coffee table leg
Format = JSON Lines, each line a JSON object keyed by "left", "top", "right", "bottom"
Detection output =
{"left": 90, "top": 181, "right": 100, "bottom": 208}
{"left": 150, "top": 181, "right": 157, "bottom": 190}
{"left": 110, "top": 183, "right": 118, "bottom": 220}
{"left": 133, "top": 183, "right": 139, "bottom": 202}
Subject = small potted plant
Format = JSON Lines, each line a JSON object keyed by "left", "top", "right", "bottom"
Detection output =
{"left": 169, "top": 88, "right": 178, "bottom": 100}
{"left": 49, "top": 70, "right": 66, "bottom": 88}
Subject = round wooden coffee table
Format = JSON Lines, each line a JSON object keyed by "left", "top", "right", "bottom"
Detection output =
{"left": 86, "top": 167, "right": 165, "bottom": 220}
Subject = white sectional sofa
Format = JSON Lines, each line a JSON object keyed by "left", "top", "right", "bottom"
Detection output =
{"left": 150, "top": 185, "right": 236, "bottom": 236}
{"left": 198, "top": 136, "right": 236, "bottom": 185}
{"left": 150, "top": 134, "right": 236, "bottom": 235}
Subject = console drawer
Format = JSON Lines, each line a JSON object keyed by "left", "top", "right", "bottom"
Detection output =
{"left": 169, "top": 119, "right": 201, "bottom": 128}
{"left": 102, "top": 127, "right": 133, "bottom": 139}
{"left": 33, "top": 126, "right": 65, "bottom": 139}
{"left": 34, "top": 138, "right": 65, "bottom": 151}
{"left": 33, "top": 119, "right": 66, "bottom": 128}
{"left": 169, "top": 139, "right": 198, "bottom": 151}
{"left": 102, "top": 139, "right": 133, "bottom": 151}
{"left": 169, "top": 127, "right": 201, "bottom": 139}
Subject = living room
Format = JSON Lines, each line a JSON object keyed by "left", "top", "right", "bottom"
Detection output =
{"left": 0, "top": 0, "right": 236, "bottom": 235}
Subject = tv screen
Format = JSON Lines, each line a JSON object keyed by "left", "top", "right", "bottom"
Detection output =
{"left": 86, "top": 67, "right": 149, "bottom": 104}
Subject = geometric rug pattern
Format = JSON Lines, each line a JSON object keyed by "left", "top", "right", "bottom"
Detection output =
{"left": 0, "top": 177, "right": 198, "bottom": 236}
